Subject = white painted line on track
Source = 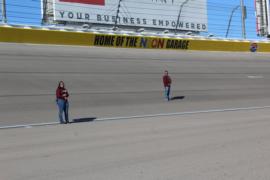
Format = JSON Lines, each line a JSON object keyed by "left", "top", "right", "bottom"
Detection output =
{"left": 247, "top": 75, "right": 264, "bottom": 79}
{"left": 0, "top": 122, "right": 59, "bottom": 130}
{"left": 1, "top": 105, "right": 270, "bottom": 130}
{"left": 96, "top": 106, "right": 270, "bottom": 121}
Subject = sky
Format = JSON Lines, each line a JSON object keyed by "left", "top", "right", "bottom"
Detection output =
{"left": 0, "top": 0, "right": 261, "bottom": 39}
{"left": 206, "top": 0, "right": 258, "bottom": 39}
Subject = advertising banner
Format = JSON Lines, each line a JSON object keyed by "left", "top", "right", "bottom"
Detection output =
{"left": 53, "top": 0, "right": 208, "bottom": 31}
{"left": 2, "top": 26, "right": 270, "bottom": 52}
{"left": 93, "top": 34, "right": 190, "bottom": 49}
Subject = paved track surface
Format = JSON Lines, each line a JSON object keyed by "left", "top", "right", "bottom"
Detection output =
{"left": 1, "top": 43, "right": 270, "bottom": 179}
{"left": 1, "top": 43, "right": 270, "bottom": 126}
{"left": 1, "top": 109, "right": 270, "bottom": 180}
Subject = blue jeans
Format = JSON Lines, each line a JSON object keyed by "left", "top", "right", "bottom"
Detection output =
{"left": 57, "top": 99, "right": 69, "bottom": 123}
{"left": 164, "top": 86, "right": 171, "bottom": 101}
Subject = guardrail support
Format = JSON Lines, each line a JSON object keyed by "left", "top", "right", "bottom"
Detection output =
{"left": 175, "top": 0, "right": 190, "bottom": 34}
{"left": 240, "top": 0, "right": 246, "bottom": 39}
{"left": 226, "top": 5, "right": 240, "bottom": 38}
{"left": 1, "top": 0, "right": 7, "bottom": 23}
{"left": 113, "top": 0, "right": 122, "bottom": 30}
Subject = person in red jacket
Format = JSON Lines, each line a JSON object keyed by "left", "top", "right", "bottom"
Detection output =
{"left": 163, "top": 70, "right": 172, "bottom": 101}
{"left": 56, "top": 81, "right": 70, "bottom": 124}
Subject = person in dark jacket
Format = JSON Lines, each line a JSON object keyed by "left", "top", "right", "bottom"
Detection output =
{"left": 56, "top": 81, "right": 70, "bottom": 124}
{"left": 163, "top": 70, "right": 172, "bottom": 101}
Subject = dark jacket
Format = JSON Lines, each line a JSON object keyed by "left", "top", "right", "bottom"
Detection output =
{"left": 163, "top": 75, "right": 172, "bottom": 87}
{"left": 56, "top": 86, "right": 69, "bottom": 101}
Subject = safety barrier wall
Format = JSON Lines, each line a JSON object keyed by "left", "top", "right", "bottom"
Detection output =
{"left": 1, "top": 26, "right": 270, "bottom": 52}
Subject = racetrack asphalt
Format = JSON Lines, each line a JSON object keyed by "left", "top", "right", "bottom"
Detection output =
{"left": 1, "top": 108, "right": 270, "bottom": 180}
{"left": 1, "top": 43, "right": 270, "bottom": 126}
{"left": 2, "top": 43, "right": 270, "bottom": 179}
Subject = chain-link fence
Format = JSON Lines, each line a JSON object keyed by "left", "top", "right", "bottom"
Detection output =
{"left": 0, "top": 0, "right": 262, "bottom": 40}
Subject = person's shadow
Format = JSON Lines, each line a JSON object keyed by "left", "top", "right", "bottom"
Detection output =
{"left": 170, "top": 96, "right": 185, "bottom": 101}
{"left": 70, "top": 97, "right": 185, "bottom": 123}
{"left": 71, "top": 117, "right": 97, "bottom": 123}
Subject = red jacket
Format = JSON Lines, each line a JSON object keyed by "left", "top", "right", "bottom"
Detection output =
{"left": 56, "top": 87, "right": 69, "bottom": 101}
{"left": 163, "top": 75, "right": 172, "bottom": 87}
